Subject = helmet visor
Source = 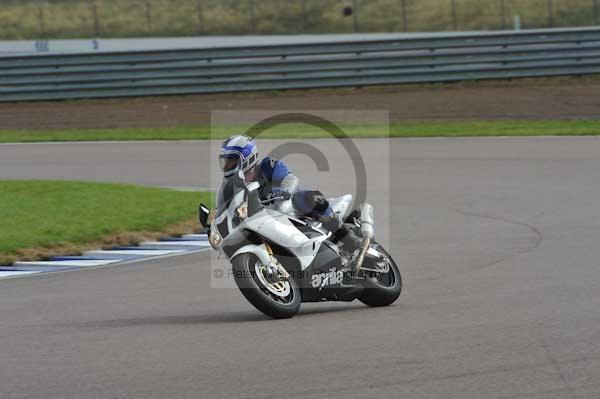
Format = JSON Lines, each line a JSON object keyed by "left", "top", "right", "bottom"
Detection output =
{"left": 219, "top": 156, "right": 240, "bottom": 173}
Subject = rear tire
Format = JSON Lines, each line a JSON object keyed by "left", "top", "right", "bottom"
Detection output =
{"left": 232, "top": 253, "right": 301, "bottom": 319}
{"left": 359, "top": 244, "right": 402, "bottom": 307}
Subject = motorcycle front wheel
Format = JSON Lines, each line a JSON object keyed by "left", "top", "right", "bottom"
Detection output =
{"left": 232, "top": 253, "right": 301, "bottom": 319}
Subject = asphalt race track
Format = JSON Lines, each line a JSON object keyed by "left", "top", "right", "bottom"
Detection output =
{"left": 1, "top": 137, "right": 600, "bottom": 399}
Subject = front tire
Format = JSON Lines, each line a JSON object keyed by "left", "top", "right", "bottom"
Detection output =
{"left": 232, "top": 253, "right": 301, "bottom": 319}
{"left": 359, "top": 244, "right": 402, "bottom": 307}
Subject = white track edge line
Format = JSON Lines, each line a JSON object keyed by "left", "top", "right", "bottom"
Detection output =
{"left": 0, "top": 247, "right": 212, "bottom": 281}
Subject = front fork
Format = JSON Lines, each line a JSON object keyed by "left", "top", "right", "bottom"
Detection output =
{"left": 265, "top": 242, "right": 290, "bottom": 279}
{"left": 231, "top": 242, "right": 289, "bottom": 280}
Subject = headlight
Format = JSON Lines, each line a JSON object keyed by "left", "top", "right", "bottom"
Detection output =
{"left": 237, "top": 201, "right": 248, "bottom": 220}
{"left": 208, "top": 227, "right": 222, "bottom": 249}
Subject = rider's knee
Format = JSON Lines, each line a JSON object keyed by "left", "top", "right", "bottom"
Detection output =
{"left": 293, "top": 190, "right": 330, "bottom": 218}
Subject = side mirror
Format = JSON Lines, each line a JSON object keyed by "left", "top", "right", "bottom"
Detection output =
{"left": 198, "top": 203, "right": 211, "bottom": 228}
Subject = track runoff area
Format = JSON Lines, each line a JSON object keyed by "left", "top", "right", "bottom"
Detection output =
{"left": 2, "top": 136, "right": 600, "bottom": 398}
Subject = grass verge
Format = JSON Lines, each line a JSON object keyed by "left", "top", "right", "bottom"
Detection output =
{"left": 1, "top": 120, "right": 600, "bottom": 143}
{"left": 0, "top": 180, "right": 213, "bottom": 265}
{"left": 0, "top": 0, "right": 594, "bottom": 40}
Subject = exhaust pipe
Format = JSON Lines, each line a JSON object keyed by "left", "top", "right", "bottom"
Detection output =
{"left": 359, "top": 203, "right": 375, "bottom": 239}
{"left": 355, "top": 203, "right": 374, "bottom": 272}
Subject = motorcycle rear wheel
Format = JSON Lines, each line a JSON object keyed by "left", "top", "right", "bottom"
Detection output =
{"left": 232, "top": 253, "right": 301, "bottom": 319}
{"left": 359, "top": 243, "right": 402, "bottom": 307}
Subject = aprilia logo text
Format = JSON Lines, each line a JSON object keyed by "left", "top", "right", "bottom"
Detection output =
{"left": 311, "top": 268, "right": 344, "bottom": 288}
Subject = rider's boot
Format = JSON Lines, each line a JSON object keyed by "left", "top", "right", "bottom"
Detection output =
{"left": 322, "top": 215, "right": 363, "bottom": 254}
{"left": 335, "top": 226, "right": 363, "bottom": 254}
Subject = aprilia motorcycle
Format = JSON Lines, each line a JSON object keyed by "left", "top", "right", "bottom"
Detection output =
{"left": 199, "top": 173, "right": 401, "bottom": 319}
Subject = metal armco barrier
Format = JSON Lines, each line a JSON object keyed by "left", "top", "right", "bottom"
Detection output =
{"left": 1, "top": 28, "right": 600, "bottom": 102}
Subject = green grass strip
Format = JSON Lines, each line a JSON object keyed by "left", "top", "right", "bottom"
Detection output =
{"left": 1, "top": 120, "right": 600, "bottom": 143}
{"left": 0, "top": 0, "right": 594, "bottom": 40}
{"left": 0, "top": 180, "right": 212, "bottom": 255}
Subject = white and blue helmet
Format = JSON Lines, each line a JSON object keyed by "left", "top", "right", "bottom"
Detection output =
{"left": 219, "top": 135, "right": 259, "bottom": 178}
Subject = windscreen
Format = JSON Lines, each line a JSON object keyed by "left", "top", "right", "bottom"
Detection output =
{"left": 216, "top": 176, "right": 246, "bottom": 216}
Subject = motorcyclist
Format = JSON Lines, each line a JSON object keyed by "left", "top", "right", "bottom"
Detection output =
{"left": 217, "top": 134, "right": 362, "bottom": 253}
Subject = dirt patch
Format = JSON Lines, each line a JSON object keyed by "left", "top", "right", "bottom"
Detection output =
{"left": 1, "top": 76, "right": 600, "bottom": 130}
{"left": 0, "top": 218, "right": 202, "bottom": 266}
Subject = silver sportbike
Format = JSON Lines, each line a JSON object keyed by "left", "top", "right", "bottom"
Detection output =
{"left": 199, "top": 172, "right": 401, "bottom": 319}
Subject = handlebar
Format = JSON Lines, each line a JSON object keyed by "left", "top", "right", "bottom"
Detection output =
{"left": 261, "top": 193, "right": 290, "bottom": 205}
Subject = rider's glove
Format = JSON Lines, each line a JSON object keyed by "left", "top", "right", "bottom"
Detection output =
{"left": 268, "top": 187, "right": 291, "bottom": 202}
